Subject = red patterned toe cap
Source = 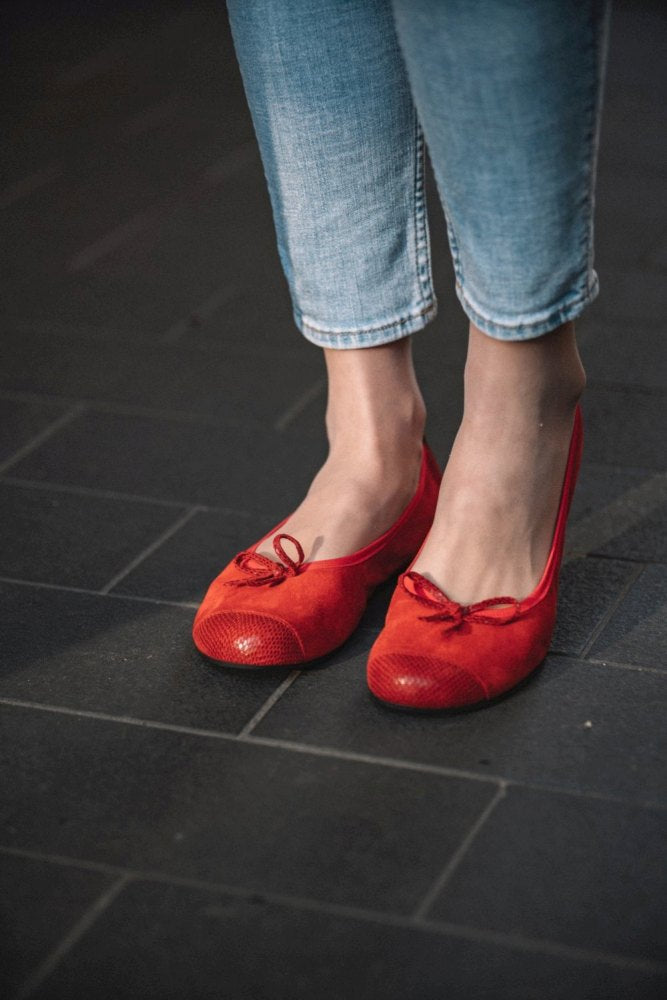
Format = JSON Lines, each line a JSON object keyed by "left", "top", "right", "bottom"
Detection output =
{"left": 193, "top": 611, "right": 305, "bottom": 667}
{"left": 367, "top": 653, "right": 487, "bottom": 710}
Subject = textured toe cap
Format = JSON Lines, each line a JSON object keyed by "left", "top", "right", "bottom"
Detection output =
{"left": 367, "top": 653, "right": 487, "bottom": 709}
{"left": 193, "top": 611, "right": 304, "bottom": 666}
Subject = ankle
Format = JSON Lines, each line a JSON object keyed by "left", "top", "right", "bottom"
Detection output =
{"left": 322, "top": 338, "right": 426, "bottom": 458}
{"left": 325, "top": 390, "right": 426, "bottom": 460}
{"left": 463, "top": 321, "right": 586, "bottom": 429}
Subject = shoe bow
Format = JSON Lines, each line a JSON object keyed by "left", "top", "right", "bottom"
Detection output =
{"left": 225, "top": 533, "right": 305, "bottom": 588}
{"left": 403, "top": 571, "right": 520, "bottom": 632}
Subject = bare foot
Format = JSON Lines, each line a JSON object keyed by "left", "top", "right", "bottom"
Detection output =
{"left": 257, "top": 338, "right": 427, "bottom": 562}
{"left": 411, "top": 322, "right": 585, "bottom": 604}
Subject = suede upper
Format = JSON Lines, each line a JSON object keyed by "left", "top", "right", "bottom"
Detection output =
{"left": 193, "top": 441, "right": 441, "bottom": 666}
{"left": 367, "top": 407, "right": 584, "bottom": 709}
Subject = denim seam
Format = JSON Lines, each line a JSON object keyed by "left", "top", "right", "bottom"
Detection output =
{"left": 440, "top": 4, "right": 607, "bottom": 341}
{"left": 296, "top": 300, "right": 436, "bottom": 338}
{"left": 455, "top": 279, "right": 599, "bottom": 340}
{"left": 294, "top": 115, "right": 438, "bottom": 349}
{"left": 431, "top": 165, "right": 465, "bottom": 297}
{"left": 570, "top": 0, "right": 604, "bottom": 306}
{"left": 411, "top": 113, "right": 434, "bottom": 309}
{"left": 583, "top": 0, "right": 611, "bottom": 290}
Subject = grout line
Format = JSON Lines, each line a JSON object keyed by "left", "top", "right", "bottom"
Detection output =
{"left": 0, "top": 698, "right": 501, "bottom": 784}
{"left": 0, "top": 575, "right": 199, "bottom": 610}
{"left": 0, "top": 472, "right": 288, "bottom": 521}
{"left": 245, "top": 733, "right": 502, "bottom": 785}
{"left": 1, "top": 845, "right": 665, "bottom": 977}
{"left": 13, "top": 875, "right": 131, "bottom": 1000}
{"left": 412, "top": 785, "right": 507, "bottom": 922}
{"left": 0, "top": 404, "right": 86, "bottom": 476}
{"left": 237, "top": 671, "right": 302, "bottom": 738}
{"left": 0, "top": 698, "right": 240, "bottom": 739}
{"left": 0, "top": 698, "right": 664, "bottom": 811}
{"left": 0, "top": 845, "right": 130, "bottom": 878}
{"left": 0, "top": 475, "right": 198, "bottom": 510}
{"left": 99, "top": 506, "right": 202, "bottom": 594}
{"left": 583, "top": 552, "right": 665, "bottom": 566}
{"left": 584, "top": 657, "right": 666, "bottom": 675}
{"left": 565, "top": 470, "right": 667, "bottom": 563}
{"left": 417, "top": 919, "right": 667, "bottom": 977}
{"left": 0, "top": 387, "right": 271, "bottom": 431}
{"left": 579, "top": 562, "right": 646, "bottom": 659}
{"left": 274, "top": 379, "right": 325, "bottom": 432}
{"left": 584, "top": 378, "right": 667, "bottom": 396}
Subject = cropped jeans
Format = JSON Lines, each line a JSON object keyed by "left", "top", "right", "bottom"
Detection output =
{"left": 226, "top": 0, "right": 611, "bottom": 346}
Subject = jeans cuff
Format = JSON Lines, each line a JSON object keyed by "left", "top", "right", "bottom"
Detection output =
{"left": 455, "top": 274, "right": 600, "bottom": 341}
{"left": 295, "top": 300, "right": 438, "bottom": 349}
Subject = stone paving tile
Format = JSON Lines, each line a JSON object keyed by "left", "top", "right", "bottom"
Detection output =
{"left": 111, "top": 507, "right": 270, "bottom": 604}
{"left": 0, "top": 703, "right": 495, "bottom": 914}
{"left": 3, "top": 5, "right": 246, "bottom": 185}
{"left": 0, "top": 852, "right": 115, "bottom": 998}
{"left": 111, "top": 503, "right": 417, "bottom": 632}
{"left": 648, "top": 230, "right": 667, "bottom": 269}
{"left": 600, "top": 98, "right": 667, "bottom": 177}
{"left": 112, "top": 506, "right": 404, "bottom": 629}
{"left": 2, "top": 136, "right": 284, "bottom": 337}
{"left": 7, "top": 409, "right": 326, "bottom": 514}
{"left": 589, "top": 564, "right": 667, "bottom": 670}
{"left": 6, "top": 165, "right": 282, "bottom": 340}
{"left": 428, "top": 786, "right": 667, "bottom": 962}
{"left": 0, "top": 583, "right": 292, "bottom": 735}
{"left": 0, "top": 396, "right": 71, "bottom": 464}
{"left": 594, "top": 170, "right": 667, "bottom": 267}
{"left": 587, "top": 265, "right": 666, "bottom": 326}
{"left": 109, "top": 503, "right": 400, "bottom": 631}
{"left": 568, "top": 463, "right": 667, "bottom": 563}
{"left": 554, "top": 556, "right": 638, "bottom": 656}
{"left": 5, "top": 120, "right": 255, "bottom": 273}
{"left": 580, "top": 386, "right": 666, "bottom": 470}
{"left": 578, "top": 318, "right": 667, "bottom": 390}
{"left": 255, "top": 638, "right": 666, "bottom": 804}
{"left": 2, "top": 0, "right": 665, "bottom": 993}
{"left": 0, "top": 482, "right": 184, "bottom": 589}
{"left": 0, "top": 322, "right": 321, "bottom": 426}
{"left": 30, "top": 878, "right": 667, "bottom": 1000}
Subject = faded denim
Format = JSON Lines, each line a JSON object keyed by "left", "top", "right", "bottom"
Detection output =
{"left": 226, "top": 0, "right": 611, "bottom": 346}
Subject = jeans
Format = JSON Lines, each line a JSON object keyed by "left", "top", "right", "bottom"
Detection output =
{"left": 226, "top": 0, "right": 611, "bottom": 346}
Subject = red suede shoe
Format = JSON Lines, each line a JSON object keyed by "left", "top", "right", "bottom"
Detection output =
{"left": 192, "top": 441, "right": 441, "bottom": 667}
{"left": 367, "top": 406, "right": 584, "bottom": 710}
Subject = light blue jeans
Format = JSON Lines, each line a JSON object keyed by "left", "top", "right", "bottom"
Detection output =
{"left": 226, "top": 0, "right": 610, "bottom": 346}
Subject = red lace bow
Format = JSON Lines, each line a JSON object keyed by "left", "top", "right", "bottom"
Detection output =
{"left": 403, "top": 571, "right": 520, "bottom": 632}
{"left": 225, "top": 533, "right": 305, "bottom": 588}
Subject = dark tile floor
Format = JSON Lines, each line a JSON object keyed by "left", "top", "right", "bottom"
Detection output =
{"left": 1, "top": 2, "right": 666, "bottom": 998}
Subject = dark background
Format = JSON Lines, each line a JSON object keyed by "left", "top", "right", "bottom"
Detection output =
{"left": 1, "top": 3, "right": 666, "bottom": 998}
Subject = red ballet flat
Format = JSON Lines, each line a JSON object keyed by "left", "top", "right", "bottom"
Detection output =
{"left": 367, "top": 406, "right": 584, "bottom": 710}
{"left": 192, "top": 441, "right": 441, "bottom": 667}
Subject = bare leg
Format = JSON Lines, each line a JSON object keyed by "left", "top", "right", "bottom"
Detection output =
{"left": 411, "top": 320, "right": 586, "bottom": 604}
{"left": 257, "top": 338, "right": 426, "bottom": 561}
